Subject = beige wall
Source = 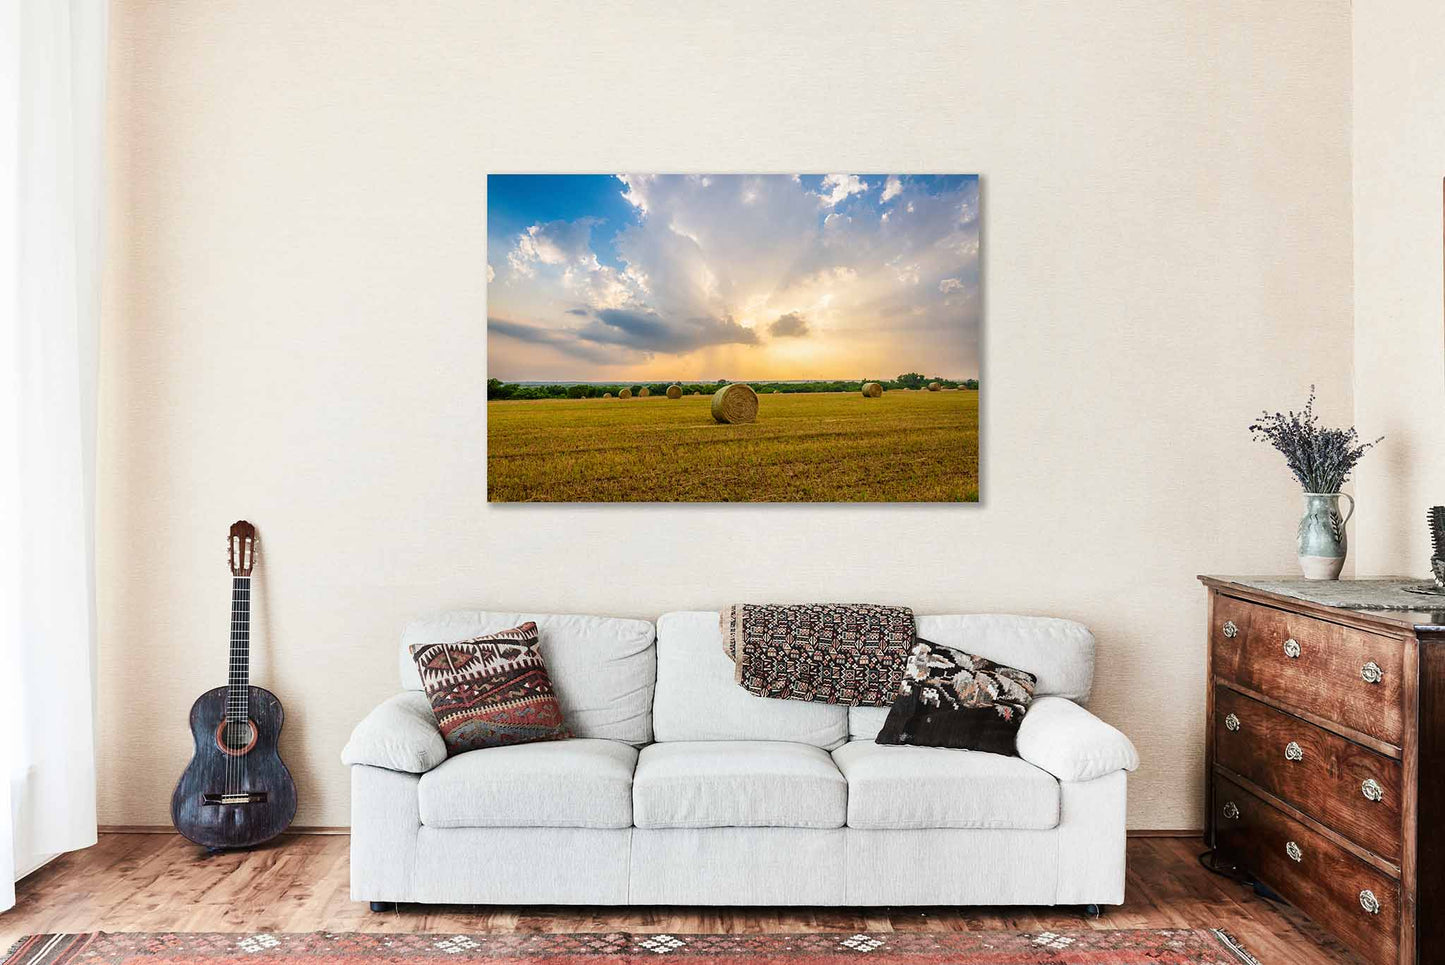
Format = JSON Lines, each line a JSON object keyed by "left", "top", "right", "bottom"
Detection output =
{"left": 98, "top": 1, "right": 1354, "bottom": 830}
{"left": 1353, "top": 0, "right": 1445, "bottom": 577}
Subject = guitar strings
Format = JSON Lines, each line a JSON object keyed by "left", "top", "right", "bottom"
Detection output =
{"left": 222, "top": 537, "right": 253, "bottom": 807}
{"left": 230, "top": 570, "right": 251, "bottom": 800}
{"left": 239, "top": 571, "right": 250, "bottom": 798}
{"left": 225, "top": 561, "right": 251, "bottom": 801}
{"left": 229, "top": 569, "right": 238, "bottom": 798}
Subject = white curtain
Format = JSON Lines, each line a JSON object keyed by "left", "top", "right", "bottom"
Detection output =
{"left": 0, "top": 0, "right": 108, "bottom": 912}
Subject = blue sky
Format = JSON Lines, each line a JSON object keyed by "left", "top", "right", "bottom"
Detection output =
{"left": 486, "top": 174, "right": 980, "bottom": 381}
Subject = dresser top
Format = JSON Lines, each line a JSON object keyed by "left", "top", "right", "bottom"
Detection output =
{"left": 1200, "top": 575, "right": 1445, "bottom": 633}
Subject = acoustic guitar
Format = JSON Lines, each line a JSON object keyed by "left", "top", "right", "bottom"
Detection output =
{"left": 171, "top": 520, "right": 296, "bottom": 850}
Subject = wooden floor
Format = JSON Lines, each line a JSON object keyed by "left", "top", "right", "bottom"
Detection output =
{"left": 3, "top": 834, "right": 1358, "bottom": 962}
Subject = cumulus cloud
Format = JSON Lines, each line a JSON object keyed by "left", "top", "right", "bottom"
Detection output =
{"left": 769, "top": 311, "right": 810, "bottom": 338}
{"left": 486, "top": 264, "right": 495, "bottom": 282}
{"left": 562, "top": 263, "right": 637, "bottom": 311}
{"left": 617, "top": 174, "right": 653, "bottom": 213}
{"left": 817, "top": 174, "right": 869, "bottom": 208}
{"left": 939, "top": 277, "right": 964, "bottom": 294}
{"left": 881, "top": 176, "right": 903, "bottom": 202}
{"left": 506, "top": 218, "right": 602, "bottom": 278}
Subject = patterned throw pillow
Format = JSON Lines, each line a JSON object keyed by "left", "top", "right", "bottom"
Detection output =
{"left": 408, "top": 622, "right": 570, "bottom": 754}
{"left": 875, "top": 638, "right": 1037, "bottom": 755}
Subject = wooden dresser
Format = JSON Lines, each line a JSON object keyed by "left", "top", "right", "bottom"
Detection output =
{"left": 1201, "top": 577, "right": 1445, "bottom": 965}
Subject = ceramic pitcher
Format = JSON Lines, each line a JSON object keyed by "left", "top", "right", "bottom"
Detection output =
{"left": 1298, "top": 492, "right": 1354, "bottom": 580}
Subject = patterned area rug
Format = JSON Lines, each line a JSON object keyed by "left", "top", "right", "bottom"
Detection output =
{"left": 3, "top": 930, "right": 1260, "bottom": 964}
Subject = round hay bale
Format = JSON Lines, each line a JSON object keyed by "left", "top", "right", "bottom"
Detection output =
{"left": 619, "top": 388, "right": 632, "bottom": 399}
{"left": 638, "top": 387, "right": 650, "bottom": 397}
{"left": 692, "top": 390, "right": 701, "bottom": 396}
{"left": 602, "top": 392, "right": 612, "bottom": 399}
{"left": 711, "top": 383, "right": 759, "bottom": 424}
{"left": 861, "top": 382, "right": 883, "bottom": 398}
{"left": 666, "top": 384, "right": 682, "bottom": 400}
{"left": 928, "top": 382, "right": 941, "bottom": 391}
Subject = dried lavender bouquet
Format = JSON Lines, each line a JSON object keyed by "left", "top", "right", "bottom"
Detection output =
{"left": 1249, "top": 387, "right": 1381, "bottom": 494}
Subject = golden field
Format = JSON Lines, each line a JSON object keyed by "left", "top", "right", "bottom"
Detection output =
{"left": 487, "top": 388, "right": 979, "bottom": 502}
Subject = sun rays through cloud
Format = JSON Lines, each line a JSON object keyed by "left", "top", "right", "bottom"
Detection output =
{"left": 486, "top": 174, "right": 979, "bottom": 382}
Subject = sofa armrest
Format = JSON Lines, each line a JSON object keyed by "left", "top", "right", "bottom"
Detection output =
{"left": 341, "top": 692, "right": 447, "bottom": 774}
{"left": 1016, "top": 696, "right": 1138, "bottom": 782}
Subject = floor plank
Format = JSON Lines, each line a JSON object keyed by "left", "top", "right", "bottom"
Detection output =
{"left": 1, "top": 834, "right": 1358, "bottom": 962}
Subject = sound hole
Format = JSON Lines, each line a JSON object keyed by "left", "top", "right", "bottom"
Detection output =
{"left": 223, "top": 721, "right": 250, "bottom": 749}
{"left": 214, "top": 718, "right": 258, "bottom": 756}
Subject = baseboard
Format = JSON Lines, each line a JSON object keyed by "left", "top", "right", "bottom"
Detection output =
{"left": 99, "top": 825, "right": 1204, "bottom": 839}
{"left": 98, "top": 825, "right": 349, "bottom": 836}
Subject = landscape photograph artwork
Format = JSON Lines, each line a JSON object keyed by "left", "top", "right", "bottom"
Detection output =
{"left": 486, "top": 173, "right": 980, "bottom": 502}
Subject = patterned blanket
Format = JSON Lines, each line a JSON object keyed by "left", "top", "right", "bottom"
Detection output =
{"left": 721, "top": 603, "right": 915, "bottom": 705}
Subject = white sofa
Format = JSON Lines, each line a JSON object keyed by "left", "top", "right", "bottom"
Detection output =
{"left": 342, "top": 609, "right": 1139, "bottom": 909}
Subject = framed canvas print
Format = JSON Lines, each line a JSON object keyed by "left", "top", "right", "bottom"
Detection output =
{"left": 486, "top": 174, "right": 980, "bottom": 502}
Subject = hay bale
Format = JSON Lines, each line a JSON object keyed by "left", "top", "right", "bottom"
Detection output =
{"left": 711, "top": 383, "right": 759, "bottom": 424}
{"left": 666, "top": 384, "right": 682, "bottom": 400}
{"left": 619, "top": 388, "right": 632, "bottom": 399}
{"left": 602, "top": 392, "right": 612, "bottom": 399}
{"left": 928, "top": 382, "right": 941, "bottom": 391}
{"left": 692, "top": 391, "right": 701, "bottom": 396}
{"left": 861, "top": 382, "right": 883, "bottom": 398}
{"left": 638, "top": 387, "right": 650, "bottom": 397}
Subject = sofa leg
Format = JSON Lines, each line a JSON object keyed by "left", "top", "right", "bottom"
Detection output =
{"left": 1083, "top": 903, "right": 1102, "bottom": 918}
{"left": 369, "top": 901, "right": 396, "bottom": 913}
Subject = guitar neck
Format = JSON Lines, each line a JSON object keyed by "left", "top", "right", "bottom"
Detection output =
{"left": 227, "top": 575, "right": 251, "bottom": 722}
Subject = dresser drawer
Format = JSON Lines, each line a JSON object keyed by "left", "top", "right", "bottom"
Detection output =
{"left": 1214, "top": 773, "right": 1400, "bottom": 965}
{"left": 1211, "top": 595, "right": 1403, "bottom": 746}
{"left": 1214, "top": 686, "right": 1402, "bottom": 862}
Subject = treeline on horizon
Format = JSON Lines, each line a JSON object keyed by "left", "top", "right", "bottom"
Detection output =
{"left": 487, "top": 373, "right": 980, "bottom": 401}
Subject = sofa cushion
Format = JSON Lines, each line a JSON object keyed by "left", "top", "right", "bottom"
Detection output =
{"left": 653, "top": 611, "right": 848, "bottom": 748}
{"left": 400, "top": 611, "right": 655, "bottom": 745}
{"left": 832, "top": 740, "right": 1060, "bottom": 830}
{"left": 875, "top": 639, "right": 1037, "bottom": 755}
{"left": 417, "top": 738, "right": 636, "bottom": 829}
{"left": 849, "top": 614, "right": 1095, "bottom": 740}
{"left": 633, "top": 741, "right": 847, "bottom": 829}
{"left": 410, "top": 622, "right": 570, "bottom": 754}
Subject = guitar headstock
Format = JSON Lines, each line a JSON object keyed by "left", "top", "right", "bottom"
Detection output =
{"left": 228, "top": 520, "right": 257, "bottom": 578}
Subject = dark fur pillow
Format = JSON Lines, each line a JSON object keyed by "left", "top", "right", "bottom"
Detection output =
{"left": 875, "top": 638, "right": 1037, "bottom": 755}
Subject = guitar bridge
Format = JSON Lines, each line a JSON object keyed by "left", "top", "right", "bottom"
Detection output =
{"left": 202, "top": 791, "right": 268, "bottom": 806}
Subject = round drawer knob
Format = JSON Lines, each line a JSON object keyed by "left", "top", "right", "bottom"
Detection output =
{"left": 1284, "top": 741, "right": 1303, "bottom": 762}
{"left": 1283, "top": 638, "right": 1301, "bottom": 658}
{"left": 1360, "top": 890, "right": 1381, "bottom": 915}
{"left": 1222, "top": 801, "right": 1240, "bottom": 820}
{"left": 1286, "top": 841, "right": 1302, "bottom": 862}
{"left": 1222, "top": 620, "right": 1239, "bottom": 639}
{"left": 1362, "top": 778, "right": 1384, "bottom": 802}
{"left": 1224, "top": 713, "right": 1241, "bottom": 732}
{"left": 1361, "top": 661, "right": 1384, "bottom": 684}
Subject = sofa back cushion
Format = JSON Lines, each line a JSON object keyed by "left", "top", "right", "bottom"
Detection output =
{"left": 653, "top": 611, "right": 848, "bottom": 748}
{"left": 399, "top": 610, "right": 655, "bottom": 745}
{"left": 848, "top": 614, "right": 1095, "bottom": 740}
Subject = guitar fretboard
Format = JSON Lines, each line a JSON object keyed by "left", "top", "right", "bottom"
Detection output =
{"left": 227, "top": 575, "right": 251, "bottom": 722}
